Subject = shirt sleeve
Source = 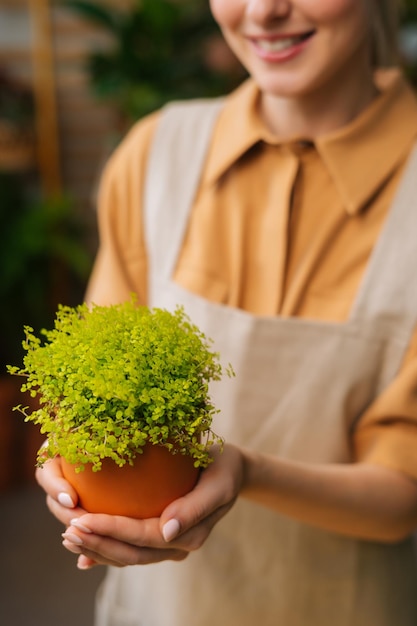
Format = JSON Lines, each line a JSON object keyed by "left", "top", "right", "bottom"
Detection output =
{"left": 352, "top": 328, "right": 417, "bottom": 481}
{"left": 85, "top": 111, "right": 161, "bottom": 307}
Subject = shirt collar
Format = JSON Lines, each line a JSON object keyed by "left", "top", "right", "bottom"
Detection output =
{"left": 203, "top": 79, "right": 275, "bottom": 184}
{"left": 204, "top": 70, "right": 417, "bottom": 216}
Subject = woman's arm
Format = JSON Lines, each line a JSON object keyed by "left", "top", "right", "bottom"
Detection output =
{"left": 241, "top": 447, "right": 417, "bottom": 542}
{"left": 36, "top": 443, "right": 417, "bottom": 570}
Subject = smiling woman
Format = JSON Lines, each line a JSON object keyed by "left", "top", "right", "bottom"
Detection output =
{"left": 32, "top": 1, "right": 417, "bottom": 625}
{"left": 210, "top": 0, "right": 381, "bottom": 134}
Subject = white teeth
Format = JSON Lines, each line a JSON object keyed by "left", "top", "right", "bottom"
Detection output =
{"left": 256, "top": 37, "right": 302, "bottom": 53}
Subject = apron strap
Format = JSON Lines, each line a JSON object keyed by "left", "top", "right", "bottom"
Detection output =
{"left": 143, "top": 98, "right": 224, "bottom": 283}
{"left": 350, "top": 143, "right": 417, "bottom": 338}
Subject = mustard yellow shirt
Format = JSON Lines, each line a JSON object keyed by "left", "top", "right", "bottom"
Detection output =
{"left": 87, "top": 69, "right": 417, "bottom": 481}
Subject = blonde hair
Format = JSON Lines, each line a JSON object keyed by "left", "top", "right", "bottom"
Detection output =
{"left": 369, "top": 0, "right": 403, "bottom": 67}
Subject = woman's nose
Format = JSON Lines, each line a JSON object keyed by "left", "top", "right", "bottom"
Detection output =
{"left": 246, "top": 0, "right": 291, "bottom": 23}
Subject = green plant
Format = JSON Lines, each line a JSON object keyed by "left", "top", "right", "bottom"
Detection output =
{"left": 8, "top": 297, "right": 233, "bottom": 471}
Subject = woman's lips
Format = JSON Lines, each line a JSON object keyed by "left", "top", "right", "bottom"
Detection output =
{"left": 249, "top": 31, "right": 315, "bottom": 62}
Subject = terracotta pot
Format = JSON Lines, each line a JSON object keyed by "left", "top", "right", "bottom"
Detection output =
{"left": 61, "top": 444, "right": 200, "bottom": 518}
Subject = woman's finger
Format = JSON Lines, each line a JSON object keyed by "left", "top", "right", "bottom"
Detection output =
{"left": 77, "top": 555, "right": 98, "bottom": 570}
{"left": 36, "top": 457, "right": 79, "bottom": 510}
{"left": 62, "top": 529, "right": 188, "bottom": 566}
{"left": 46, "top": 494, "right": 87, "bottom": 527}
{"left": 160, "top": 444, "right": 244, "bottom": 543}
{"left": 163, "top": 501, "right": 235, "bottom": 552}
{"left": 69, "top": 513, "right": 171, "bottom": 548}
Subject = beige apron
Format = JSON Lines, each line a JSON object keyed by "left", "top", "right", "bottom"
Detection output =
{"left": 95, "top": 100, "right": 417, "bottom": 626}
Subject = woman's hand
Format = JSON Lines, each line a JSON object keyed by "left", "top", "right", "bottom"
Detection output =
{"left": 35, "top": 457, "right": 87, "bottom": 526}
{"left": 35, "top": 457, "right": 99, "bottom": 568}
{"left": 57, "top": 444, "right": 246, "bottom": 570}
{"left": 36, "top": 442, "right": 417, "bottom": 571}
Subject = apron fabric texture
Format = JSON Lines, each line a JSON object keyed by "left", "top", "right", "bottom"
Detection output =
{"left": 95, "top": 100, "right": 417, "bottom": 626}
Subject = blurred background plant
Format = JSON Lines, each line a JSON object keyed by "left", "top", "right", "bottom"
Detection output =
{"left": 64, "top": 0, "right": 245, "bottom": 130}
{"left": 401, "top": 0, "right": 417, "bottom": 85}
{"left": 0, "top": 174, "right": 91, "bottom": 372}
{"left": 0, "top": 68, "right": 35, "bottom": 171}
{"left": 0, "top": 68, "right": 33, "bottom": 127}
{"left": 0, "top": 64, "right": 91, "bottom": 375}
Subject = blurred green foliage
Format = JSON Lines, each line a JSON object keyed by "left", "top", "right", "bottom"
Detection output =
{"left": 64, "top": 0, "right": 245, "bottom": 124}
{"left": 404, "top": 0, "right": 417, "bottom": 21}
{"left": 0, "top": 173, "right": 91, "bottom": 372}
{"left": 0, "top": 70, "right": 34, "bottom": 127}
{"left": 402, "top": 0, "right": 417, "bottom": 84}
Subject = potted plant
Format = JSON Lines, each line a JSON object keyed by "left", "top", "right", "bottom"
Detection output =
{"left": 8, "top": 297, "right": 233, "bottom": 518}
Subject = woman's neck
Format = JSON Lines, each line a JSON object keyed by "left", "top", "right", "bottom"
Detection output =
{"left": 260, "top": 64, "right": 379, "bottom": 141}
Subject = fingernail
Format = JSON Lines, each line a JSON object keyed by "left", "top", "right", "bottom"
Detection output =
{"left": 62, "top": 539, "right": 82, "bottom": 554}
{"left": 62, "top": 532, "right": 83, "bottom": 545}
{"left": 58, "top": 492, "right": 75, "bottom": 508}
{"left": 71, "top": 518, "right": 92, "bottom": 533}
{"left": 77, "top": 555, "right": 94, "bottom": 570}
{"left": 162, "top": 518, "right": 181, "bottom": 542}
